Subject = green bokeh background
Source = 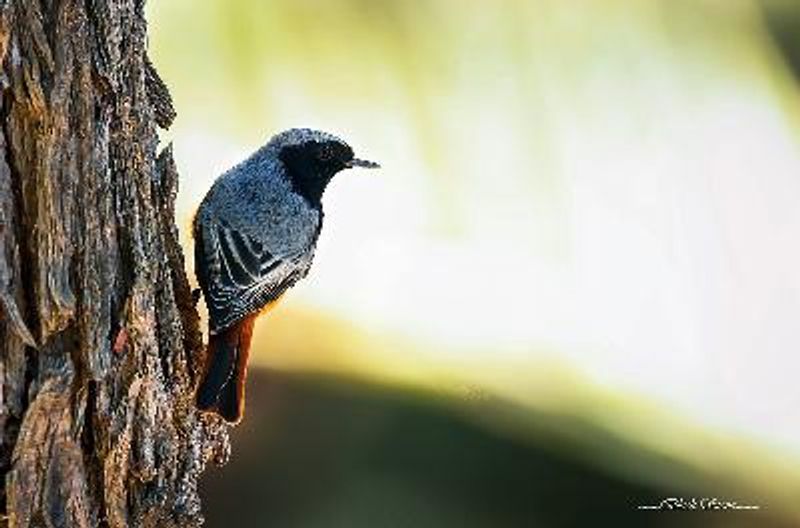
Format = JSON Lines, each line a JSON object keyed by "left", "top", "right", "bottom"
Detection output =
{"left": 146, "top": 1, "right": 800, "bottom": 526}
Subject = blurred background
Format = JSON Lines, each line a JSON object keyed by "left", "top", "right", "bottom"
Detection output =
{"left": 146, "top": 0, "right": 800, "bottom": 526}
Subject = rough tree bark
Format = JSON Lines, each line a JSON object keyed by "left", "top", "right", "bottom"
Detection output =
{"left": 0, "top": 1, "right": 230, "bottom": 526}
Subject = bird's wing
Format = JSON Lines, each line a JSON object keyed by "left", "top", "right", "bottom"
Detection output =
{"left": 197, "top": 221, "right": 307, "bottom": 334}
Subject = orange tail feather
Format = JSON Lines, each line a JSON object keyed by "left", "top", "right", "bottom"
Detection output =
{"left": 195, "top": 315, "right": 256, "bottom": 423}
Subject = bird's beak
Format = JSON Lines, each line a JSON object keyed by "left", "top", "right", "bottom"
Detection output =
{"left": 346, "top": 158, "right": 381, "bottom": 169}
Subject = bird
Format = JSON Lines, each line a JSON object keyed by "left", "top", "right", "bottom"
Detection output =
{"left": 192, "top": 128, "right": 379, "bottom": 423}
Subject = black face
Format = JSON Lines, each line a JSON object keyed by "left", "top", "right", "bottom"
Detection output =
{"left": 279, "top": 140, "right": 355, "bottom": 207}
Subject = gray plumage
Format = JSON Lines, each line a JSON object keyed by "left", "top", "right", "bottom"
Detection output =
{"left": 194, "top": 128, "right": 378, "bottom": 335}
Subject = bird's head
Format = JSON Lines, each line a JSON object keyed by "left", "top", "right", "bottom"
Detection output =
{"left": 268, "top": 128, "right": 380, "bottom": 207}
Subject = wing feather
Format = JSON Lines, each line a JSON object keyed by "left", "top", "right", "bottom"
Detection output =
{"left": 197, "top": 221, "right": 307, "bottom": 334}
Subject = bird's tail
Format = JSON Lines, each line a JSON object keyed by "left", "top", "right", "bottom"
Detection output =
{"left": 195, "top": 315, "right": 256, "bottom": 423}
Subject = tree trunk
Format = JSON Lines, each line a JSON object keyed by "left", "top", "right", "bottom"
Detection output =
{"left": 0, "top": 1, "right": 229, "bottom": 526}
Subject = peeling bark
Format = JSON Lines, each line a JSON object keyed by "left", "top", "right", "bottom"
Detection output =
{"left": 0, "top": 1, "right": 229, "bottom": 526}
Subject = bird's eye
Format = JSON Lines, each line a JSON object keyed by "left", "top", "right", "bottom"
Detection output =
{"left": 318, "top": 146, "right": 334, "bottom": 162}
